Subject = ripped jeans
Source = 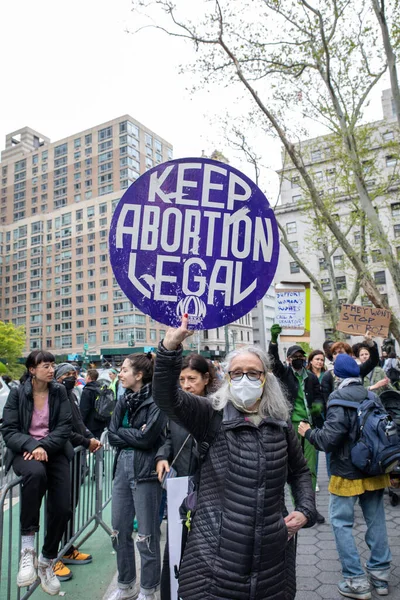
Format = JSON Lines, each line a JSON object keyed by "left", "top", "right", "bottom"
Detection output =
{"left": 111, "top": 451, "right": 162, "bottom": 594}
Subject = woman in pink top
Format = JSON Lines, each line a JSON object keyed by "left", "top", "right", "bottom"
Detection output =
{"left": 2, "top": 350, "right": 73, "bottom": 596}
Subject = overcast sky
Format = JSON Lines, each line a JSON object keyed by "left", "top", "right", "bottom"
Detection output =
{"left": 0, "top": 0, "right": 391, "bottom": 202}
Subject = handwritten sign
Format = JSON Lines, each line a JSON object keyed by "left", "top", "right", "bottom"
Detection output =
{"left": 109, "top": 157, "right": 280, "bottom": 329}
{"left": 275, "top": 284, "right": 306, "bottom": 336}
{"left": 336, "top": 304, "right": 391, "bottom": 337}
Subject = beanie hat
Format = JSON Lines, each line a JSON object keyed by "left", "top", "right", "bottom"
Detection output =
{"left": 334, "top": 354, "right": 360, "bottom": 379}
{"left": 54, "top": 362, "right": 75, "bottom": 380}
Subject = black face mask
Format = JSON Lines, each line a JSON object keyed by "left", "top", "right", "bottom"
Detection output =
{"left": 291, "top": 358, "right": 305, "bottom": 371}
{"left": 62, "top": 376, "right": 76, "bottom": 391}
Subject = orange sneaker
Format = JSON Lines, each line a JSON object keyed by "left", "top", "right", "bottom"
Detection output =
{"left": 53, "top": 560, "right": 72, "bottom": 581}
{"left": 62, "top": 546, "right": 92, "bottom": 565}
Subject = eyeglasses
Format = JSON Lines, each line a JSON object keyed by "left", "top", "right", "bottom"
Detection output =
{"left": 228, "top": 370, "right": 264, "bottom": 382}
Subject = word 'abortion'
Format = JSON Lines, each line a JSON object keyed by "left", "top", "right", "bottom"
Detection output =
{"left": 116, "top": 162, "right": 274, "bottom": 260}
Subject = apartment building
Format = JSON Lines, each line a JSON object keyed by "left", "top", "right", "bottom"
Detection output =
{"left": 274, "top": 89, "right": 399, "bottom": 350}
{"left": 0, "top": 117, "right": 172, "bottom": 358}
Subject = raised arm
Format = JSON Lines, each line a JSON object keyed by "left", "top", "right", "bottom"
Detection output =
{"left": 153, "top": 316, "right": 215, "bottom": 442}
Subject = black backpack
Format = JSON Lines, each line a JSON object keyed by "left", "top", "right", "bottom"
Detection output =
{"left": 94, "top": 386, "right": 116, "bottom": 421}
{"left": 328, "top": 392, "right": 400, "bottom": 476}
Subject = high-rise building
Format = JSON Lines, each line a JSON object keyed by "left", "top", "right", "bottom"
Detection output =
{"left": 274, "top": 89, "right": 399, "bottom": 350}
{"left": 0, "top": 117, "right": 173, "bottom": 360}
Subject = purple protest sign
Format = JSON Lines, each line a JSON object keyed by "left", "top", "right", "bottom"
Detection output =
{"left": 109, "top": 157, "right": 279, "bottom": 330}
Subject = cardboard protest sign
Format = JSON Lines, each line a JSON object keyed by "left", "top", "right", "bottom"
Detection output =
{"left": 275, "top": 283, "right": 306, "bottom": 336}
{"left": 336, "top": 303, "right": 391, "bottom": 337}
{"left": 109, "top": 158, "right": 280, "bottom": 329}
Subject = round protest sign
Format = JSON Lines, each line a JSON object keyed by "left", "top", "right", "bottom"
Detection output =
{"left": 109, "top": 157, "right": 279, "bottom": 329}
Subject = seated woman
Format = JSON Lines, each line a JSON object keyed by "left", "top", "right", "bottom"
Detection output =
{"left": 108, "top": 353, "right": 167, "bottom": 600}
{"left": 153, "top": 316, "right": 316, "bottom": 600}
{"left": 2, "top": 350, "right": 73, "bottom": 596}
{"left": 155, "top": 353, "right": 218, "bottom": 600}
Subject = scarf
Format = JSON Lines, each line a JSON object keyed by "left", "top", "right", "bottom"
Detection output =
{"left": 124, "top": 382, "right": 152, "bottom": 426}
{"left": 337, "top": 377, "right": 361, "bottom": 389}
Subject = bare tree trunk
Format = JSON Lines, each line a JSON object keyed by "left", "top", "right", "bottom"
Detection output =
{"left": 372, "top": 0, "right": 400, "bottom": 128}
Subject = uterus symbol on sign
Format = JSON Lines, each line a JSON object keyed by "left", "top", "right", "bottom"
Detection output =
{"left": 176, "top": 296, "right": 207, "bottom": 326}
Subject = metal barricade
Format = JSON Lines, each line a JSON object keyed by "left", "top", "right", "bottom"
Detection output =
{"left": 0, "top": 432, "right": 115, "bottom": 600}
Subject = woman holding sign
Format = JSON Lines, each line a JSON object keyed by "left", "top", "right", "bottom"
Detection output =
{"left": 153, "top": 316, "right": 316, "bottom": 600}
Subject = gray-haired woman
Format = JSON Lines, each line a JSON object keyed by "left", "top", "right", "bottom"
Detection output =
{"left": 153, "top": 316, "right": 316, "bottom": 600}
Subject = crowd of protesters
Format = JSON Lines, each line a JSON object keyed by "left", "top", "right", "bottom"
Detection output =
{"left": 1, "top": 322, "right": 399, "bottom": 600}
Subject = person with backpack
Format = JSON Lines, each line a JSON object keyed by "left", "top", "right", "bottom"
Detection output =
{"left": 80, "top": 369, "right": 106, "bottom": 440}
{"left": 153, "top": 316, "right": 316, "bottom": 600}
{"left": 155, "top": 353, "right": 218, "bottom": 600}
{"left": 298, "top": 353, "right": 392, "bottom": 600}
{"left": 107, "top": 353, "right": 167, "bottom": 600}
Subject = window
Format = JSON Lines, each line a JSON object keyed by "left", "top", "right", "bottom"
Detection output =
{"left": 391, "top": 203, "right": 400, "bottom": 217}
{"left": 54, "top": 143, "right": 68, "bottom": 157}
{"left": 383, "top": 131, "right": 394, "bottom": 142}
{"left": 374, "top": 271, "right": 386, "bottom": 285}
{"left": 290, "top": 261, "right": 300, "bottom": 274}
{"left": 321, "top": 278, "right": 331, "bottom": 291}
{"left": 291, "top": 176, "right": 299, "bottom": 188}
{"left": 286, "top": 222, "right": 297, "bottom": 234}
{"left": 98, "top": 126, "right": 112, "bottom": 140}
{"left": 394, "top": 224, "right": 400, "bottom": 238}
{"left": 311, "top": 149, "right": 322, "bottom": 161}
{"left": 333, "top": 255, "right": 344, "bottom": 268}
{"left": 372, "top": 249, "right": 382, "bottom": 263}
{"left": 335, "top": 276, "right": 346, "bottom": 290}
{"left": 145, "top": 133, "right": 153, "bottom": 147}
{"left": 85, "top": 133, "right": 92, "bottom": 145}
{"left": 292, "top": 195, "right": 302, "bottom": 203}
{"left": 386, "top": 155, "right": 397, "bottom": 167}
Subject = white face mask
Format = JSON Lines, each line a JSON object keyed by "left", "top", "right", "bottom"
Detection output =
{"left": 230, "top": 378, "right": 264, "bottom": 412}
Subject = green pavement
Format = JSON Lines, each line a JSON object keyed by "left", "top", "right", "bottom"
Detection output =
{"left": 1, "top": 492, "right": 117, "bottom": 600}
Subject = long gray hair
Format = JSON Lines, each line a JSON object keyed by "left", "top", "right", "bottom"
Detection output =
{"left": 209, "top": 346, "right": 291, "bottom": 421}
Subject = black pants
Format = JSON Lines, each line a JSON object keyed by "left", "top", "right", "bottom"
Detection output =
{"left": 13, "top": 453, "right": 72, "bottom": 559}
{"left": 64, "top": 450, "right": 84, "bottom": 543}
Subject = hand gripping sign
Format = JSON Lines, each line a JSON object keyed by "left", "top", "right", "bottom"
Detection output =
{"left": 109, "top": 158, "right": 280, "bottom": 329}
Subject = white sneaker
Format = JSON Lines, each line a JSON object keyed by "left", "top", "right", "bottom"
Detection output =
{"left": 108, "top": 586, "right": 138, "bottom": 600}
{"left": 137, "top": 593, "right": 156, "bottom": 600}
{"left": 315, "top": 484, "right": 320, "bottom": 492}
{"left": 17, "top": 548, "right": 37, "bottom": 588}
{"left": 37, "top": 559, "right": 61, "bottom": 596}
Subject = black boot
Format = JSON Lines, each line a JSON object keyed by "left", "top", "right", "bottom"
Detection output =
{"left": 316, "top": 511, "right": 325, "bottom": 524}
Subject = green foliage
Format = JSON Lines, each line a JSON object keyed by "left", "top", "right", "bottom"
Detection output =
{"left": 0, "top": 321, "right": 26, "bottom": 377}
{"left": 297, "top": 341, "right": 313, "bottom": 357}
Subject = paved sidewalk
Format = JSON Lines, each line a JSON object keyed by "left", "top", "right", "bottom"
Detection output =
{"left": 102, "top": 454, "right": 400, "bottom": 600}
{"left": 295, "top": 454, "right": 400, "bottom": 599}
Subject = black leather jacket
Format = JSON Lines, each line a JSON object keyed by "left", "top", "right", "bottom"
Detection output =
{"left": 108, "top": 390, "right": 167, "bottom": 481}
{"left": 1, "top": 379, "right": 73, "bottom": 472}
{"left": 305, "top": 381, "right": 373, "bottom": 479}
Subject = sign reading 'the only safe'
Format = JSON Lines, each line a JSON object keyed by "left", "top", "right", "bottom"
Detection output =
{"left": 109, "top": 158, "right": 280, "bottom": 329}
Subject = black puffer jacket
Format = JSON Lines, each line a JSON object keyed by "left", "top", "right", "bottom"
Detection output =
{"left": 153, "top": 344, "right": 316, "bottom": 600}
{"left": 305, "top": 381, "right": 373, "bottom": 479}
{"left": 1, "top": 379, "right": 73, "bottom": 472}
{"left": 268, "top": 342, "right": 324, "bottom": 427}
{"left": 108, "top": 390, "right": 167, "bottom": 481}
